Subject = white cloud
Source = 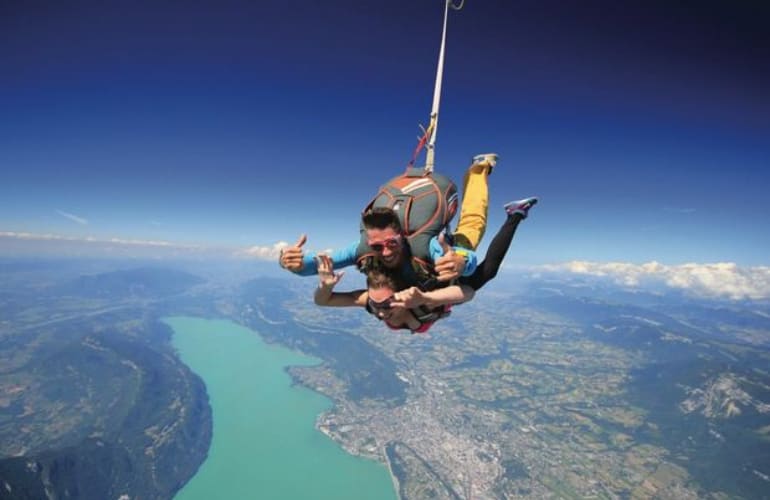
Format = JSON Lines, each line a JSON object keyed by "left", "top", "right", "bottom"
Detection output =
{"left": 233, "top": 242, "right": 336, "bottom": 261}
{"left": 236, "top": 241, "right": 289, "bottom": 260}
{"left": 539, "top": 260, "right": 770, "bottom": 301}
{"left": 0, "top": 231, "right": 200, "bottom": 249}
{"left": 0, "top": 232, "right": 314, "bottom": 261}
{"left": 107, "top": 237, "right": 181, "bottom": 247}
{"left": 56, "top": 209, "right": 89, "bottom": 225}
{"left": 1, "top": 232, "right": 301, "bottom": 262}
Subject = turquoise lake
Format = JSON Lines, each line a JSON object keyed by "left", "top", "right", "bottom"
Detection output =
{"left": 165, "top": 316, "right": 397, "bottom": 500}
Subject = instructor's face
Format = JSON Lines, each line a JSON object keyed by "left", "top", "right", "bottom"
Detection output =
{"left": 365, "top": 227, "right": 404, "bottom": 269}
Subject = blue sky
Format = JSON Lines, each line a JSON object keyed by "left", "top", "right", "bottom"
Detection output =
{"left": 1, "top": 0, "right": 768, "bottom": 266}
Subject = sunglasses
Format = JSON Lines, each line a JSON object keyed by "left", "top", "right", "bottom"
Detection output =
{"left": 367, "top": 296, "right": 393, "bottom": 311}
{"left": 367, "top": 235, "right": 402, "bottom": 252}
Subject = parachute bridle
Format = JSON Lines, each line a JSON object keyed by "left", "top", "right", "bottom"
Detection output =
{"left": 409, "top": 0, "right": 465, "bottom": 172}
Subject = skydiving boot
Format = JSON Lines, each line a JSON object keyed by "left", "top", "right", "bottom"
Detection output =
{"left": 470, "top": 153, "right": 498, "bottom": 175}
{"left": 504, "top": 197, "right": 539, "bottom": 219}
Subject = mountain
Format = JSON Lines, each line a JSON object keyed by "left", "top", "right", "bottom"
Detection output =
{"left": 58, "top": 267, "right": 204, "bottom": 299}
{"left": 0, "top": 261, "right": 212, "bottom": 500}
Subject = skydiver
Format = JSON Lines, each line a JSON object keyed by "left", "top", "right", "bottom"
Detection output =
{"left": 312, "top": 196, "right": 538, "bottom": 333}
{"left": 278, "top": 154, "right": 500, "bottom": 284}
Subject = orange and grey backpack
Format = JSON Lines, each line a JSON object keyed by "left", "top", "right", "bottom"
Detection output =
{"left": 356, "top": 167, "right": 458, "bottom": 288}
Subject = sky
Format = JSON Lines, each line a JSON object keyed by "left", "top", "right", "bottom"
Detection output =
{"left": 1, "top": 0, "right": 769, "bottom": 274}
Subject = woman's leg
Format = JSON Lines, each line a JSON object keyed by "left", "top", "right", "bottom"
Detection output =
{"left": 462, "top": 197, "right": 538, "bottom": 291}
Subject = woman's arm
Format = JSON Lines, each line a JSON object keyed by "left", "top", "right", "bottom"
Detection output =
{"left": 313, "top": 254, "right": 368, "bottom": 307}
{"left": 314, "top": 286, "right": 368, "bottom": 307}
{"left": 390, "top": 284, "right": 475, "bottom": 309}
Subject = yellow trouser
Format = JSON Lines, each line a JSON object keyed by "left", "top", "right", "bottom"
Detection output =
{"left": 452, "top": 162, "right": 490, "bottom": 251}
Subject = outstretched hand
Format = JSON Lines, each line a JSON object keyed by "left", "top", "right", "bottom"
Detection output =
{"left": 390, "top": 286, "right": 427, "bottom": 309}
{"left": 433, "top": 233, "right": 465, "bottom": 282}
{"left": 279, "top": 234, "right": 307, "bottom": 272}
{"left": 316, "top": 254, "right": 344, "bottom": 288}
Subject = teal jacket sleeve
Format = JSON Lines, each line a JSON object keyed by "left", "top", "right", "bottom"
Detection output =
{"left": 428, "top": 236, "right": 478, "bottom": 276}
{"left": 294, "top": 240, "right": 360, "bottom": 276}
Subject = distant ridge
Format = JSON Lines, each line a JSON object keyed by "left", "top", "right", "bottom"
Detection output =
{"left": 60, "top": 267, "right": 204, "bottom": 299}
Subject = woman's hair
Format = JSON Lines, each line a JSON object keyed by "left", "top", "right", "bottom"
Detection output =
{"left": 366, "top": 268, "right": 405, "bottom": 291}
{"left": 362, "top": 207, "right": 402, "bottom": 233}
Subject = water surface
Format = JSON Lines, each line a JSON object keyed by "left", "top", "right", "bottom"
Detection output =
{"left": 166, "top": 316, "right": 396, "bottom": 500}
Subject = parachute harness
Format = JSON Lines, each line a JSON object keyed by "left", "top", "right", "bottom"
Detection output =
{"left": 409, "top": 0, "right": 464, "bottom": 173}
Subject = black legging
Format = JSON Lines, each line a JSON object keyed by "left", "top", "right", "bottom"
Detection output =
{"left": 459, "top": 213, "right": 522, "bottom": 291}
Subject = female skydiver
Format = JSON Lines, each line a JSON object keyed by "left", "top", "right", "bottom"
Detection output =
{"left": 313, "top": 197, "right": 538, "bottom": 333}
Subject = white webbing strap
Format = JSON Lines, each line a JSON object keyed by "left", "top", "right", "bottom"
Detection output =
{"left": 425, "top": 0, "right": 464, "bottom": 173}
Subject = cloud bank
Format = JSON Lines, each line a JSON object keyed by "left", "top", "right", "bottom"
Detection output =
{"left": 0, "top": 231, "right": 215, "bottom": 259}
{"left": 0, "top": 231, "right": 193, "bottom": 248}
{"left": 236, "top": 241, "right": 289, "bottom": 260}
{"left": 539, "top": 261, "right": 770, "bottom": 301}
{"left": 4, "top": 230, "right": 766, "bottom": 302}
{"left": 1, "top": 232, "right": 295, "bottom": 261}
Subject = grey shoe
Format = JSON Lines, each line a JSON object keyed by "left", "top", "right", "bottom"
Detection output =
{"left": 504, "top": 197, "right": 538, "bottom": 218}
{"left": 471, "top": 153, "right": 498, "bottom": 175}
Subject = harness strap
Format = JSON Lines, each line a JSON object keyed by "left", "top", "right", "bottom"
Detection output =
{"left": 408, "top": 121, "right": 436, "bottom": 169}
{"left": 411, "top": 304, "right": 451, "bottom": 324}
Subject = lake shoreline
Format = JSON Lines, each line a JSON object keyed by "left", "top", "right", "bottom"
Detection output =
{"left": 166, "top": 316, "right": 397, "bottom": 500}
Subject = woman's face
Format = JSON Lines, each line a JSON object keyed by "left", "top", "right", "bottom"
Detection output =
{"left": 368, "top": 286, "right": 395, "bottom": 319}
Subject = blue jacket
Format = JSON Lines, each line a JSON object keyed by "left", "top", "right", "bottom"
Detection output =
{"left": 294, "top": 237, "right": 478, "bottom": 278}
